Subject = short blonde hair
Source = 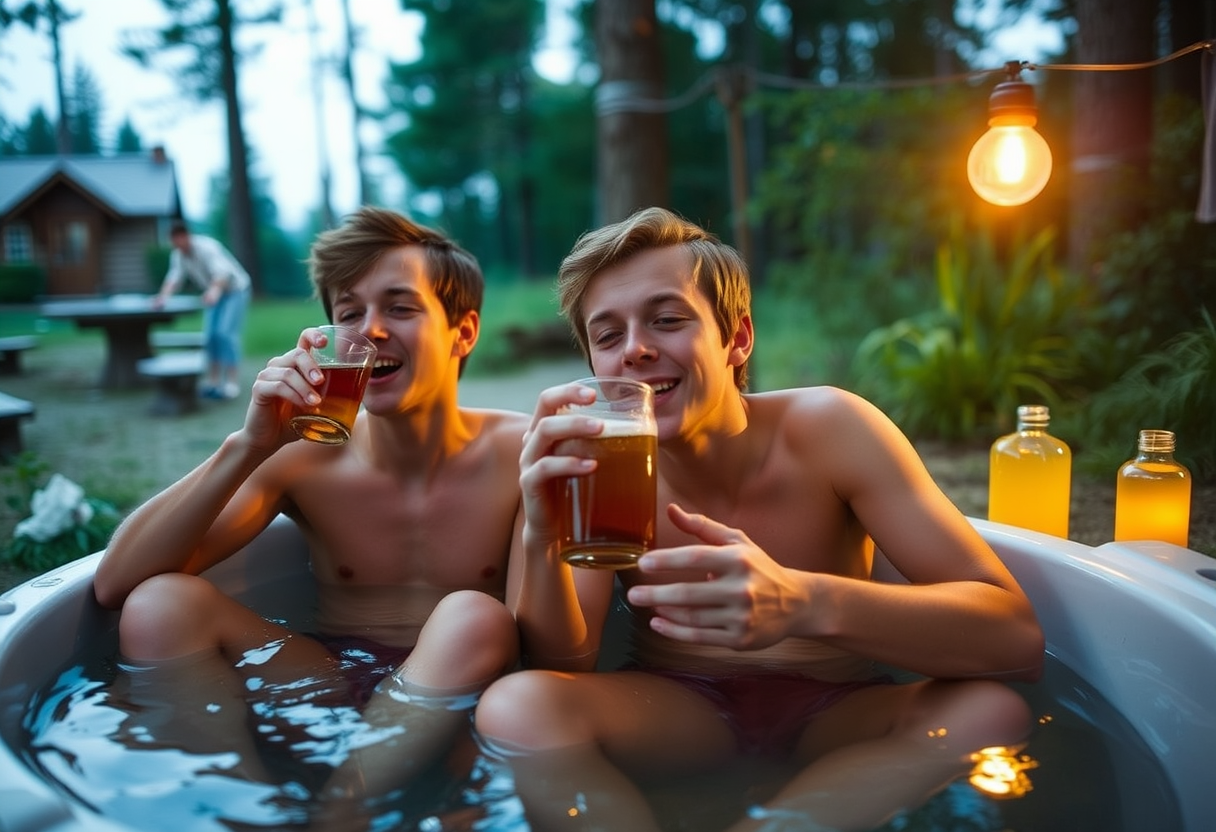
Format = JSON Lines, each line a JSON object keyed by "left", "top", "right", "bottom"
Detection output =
{"left": 557, "top": 207, "right": 752, "bottom": 389}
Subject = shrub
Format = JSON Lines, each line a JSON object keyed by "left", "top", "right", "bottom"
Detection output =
{"left": 144, "top": 244, "right": 172, "bottom": 292}
{"left": 852, "top": 225, "right": 1093, "bottom": 440}
{"left": 1066, "top": 310, "right": 1216, "bottom": 480}
{"left": 0, "top": 263, "right": 47, "bottom": 303}
{"left": 1, "top": 454, "right": 121, "bottom": 572}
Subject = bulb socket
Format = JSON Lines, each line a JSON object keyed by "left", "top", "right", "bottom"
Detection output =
{"left": 988, "top": 80, "right": 1039, "bottom": 127}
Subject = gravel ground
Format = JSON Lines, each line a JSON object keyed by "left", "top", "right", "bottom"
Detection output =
{"left": 1, "top": 342, "right": 1210, "bottom": 593}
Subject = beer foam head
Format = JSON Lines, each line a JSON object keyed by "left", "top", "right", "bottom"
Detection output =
{"left": 561, "top": 401, "right": 656, "bottom": 436}
{"left": 595, "top": 414, "right": 657, "bottom": 437}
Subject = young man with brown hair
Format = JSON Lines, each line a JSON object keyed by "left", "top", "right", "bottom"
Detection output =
{"left": 96, "top": 207, "right": 527, "bottom": 816}
{"left": 475, "top": 206, "right": 1045, "bottom": 831}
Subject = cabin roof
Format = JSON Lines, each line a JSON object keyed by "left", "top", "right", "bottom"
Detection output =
{"left": 0, "top": 152, "right": 182, "bottom": 220}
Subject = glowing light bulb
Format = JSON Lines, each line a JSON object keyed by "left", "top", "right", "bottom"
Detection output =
{"left": 967, "top": 75, "right": 1053, "bottom": 206}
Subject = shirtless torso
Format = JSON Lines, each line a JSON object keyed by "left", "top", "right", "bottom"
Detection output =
{"left": 266, "top": 407, "right": 527, "bottom": 646}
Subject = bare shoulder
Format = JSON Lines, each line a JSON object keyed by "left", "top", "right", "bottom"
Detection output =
{"left": 463, "top": 406, "right": 529, "bottom": 435}
{"left": 746, "top": 385, "right": 897, "bottom": 442}
{"left": 460, "top": 406, "right": 530, "bottom": 454}
{"left": 746, "top": 386, "right": 926, "bottom": 483}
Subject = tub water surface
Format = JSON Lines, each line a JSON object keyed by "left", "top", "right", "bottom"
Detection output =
{"left": 1, "top": 516, "right": 1214, "bottom": 831}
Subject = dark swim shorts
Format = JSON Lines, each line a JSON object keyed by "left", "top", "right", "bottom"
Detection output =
{"left": 313, "top": 634, "right": 413, "bottom": 706}
{"left": 640, "top": 668, "right": 891, "bottom": 758}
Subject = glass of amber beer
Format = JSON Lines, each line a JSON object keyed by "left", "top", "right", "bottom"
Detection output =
{"left": 289, "top": 325, "right": 376, "bottom": 445}
{"left": 555, "top": 377, "right": 657, "bottom": 569}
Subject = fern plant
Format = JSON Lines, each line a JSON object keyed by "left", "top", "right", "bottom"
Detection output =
{"left": 1067, "top": 310, "right": 1216, "bottom": 480}
{"left": 853, "top": 225, "right": 1092, "bottom": 440}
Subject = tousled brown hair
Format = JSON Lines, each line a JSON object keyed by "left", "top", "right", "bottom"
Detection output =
{"left": 308, "top": 207, "right": 483, "bottom": 374}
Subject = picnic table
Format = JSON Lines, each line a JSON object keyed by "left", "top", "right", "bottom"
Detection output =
{"left": 39, "top": 295, "right": 203, "bottom": 389}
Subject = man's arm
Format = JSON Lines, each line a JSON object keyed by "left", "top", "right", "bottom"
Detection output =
{"left": 626, "top": 389, "right": 1044, "bottom": 682}
{"left": 507, "top": 382, "right": 618, "bottom": 671}
{"left": 153, "top": 249, "right": 183, "bottom": 305}
{"left": 93, "top": 329, "right": 335, "bottom": 609}
{"left": 824, "top": 389, "right": 1044, "bottom": 678}
{"left": 92, "top": 435, "right": 285, "bottom": 609}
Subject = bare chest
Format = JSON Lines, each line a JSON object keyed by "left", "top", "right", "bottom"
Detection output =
{"left": 654, "top": 451, "right": 869, "bottom": 578}
{"left": 287, "top": 464, "right": 517, "bottom": 591}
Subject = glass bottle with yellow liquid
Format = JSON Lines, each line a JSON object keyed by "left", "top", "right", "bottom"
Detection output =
{"left": 1114, "top": 429, "right": 1192, "bottom": 547}
{"left": 988, "top": 405, "right": 1071, "bottom": 537}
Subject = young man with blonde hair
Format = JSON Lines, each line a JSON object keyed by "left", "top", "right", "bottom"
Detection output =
{"left": 475, "top": 206, "right": 1044, "bottom": 831}
{"left": 96, "top": 207, "right": 527, "bottom": 819}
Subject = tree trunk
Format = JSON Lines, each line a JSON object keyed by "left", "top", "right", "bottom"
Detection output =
{"left": 338, "top": 0, "right": 372, "bottom": 207}
{"left": 594, "top": 0, "right": 668, "bottom": 224}
{"left": 216, "top": 0, "right": 261, "bottom": 292}
{"left": 514, "top": 69, "right": 537, "bottom": 276}
{"left": 306, "top": 0, "right": 335, "bottom": 230}
{"left": 1068, "top": 0, "right": 1157, "bottom": 274}
{"left": 48, "top": 0, "right": 71, "bottom": 155}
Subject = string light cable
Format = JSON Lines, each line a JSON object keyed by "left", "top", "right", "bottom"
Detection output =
{"left": 594, "top": 39, "right": 1216, "bottom": 111}
{"left": 592, "top": 39, "right": 1215, "bottom": 206}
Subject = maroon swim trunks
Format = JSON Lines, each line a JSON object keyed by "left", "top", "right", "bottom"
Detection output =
{"left": 313, "top": 634, "right": 413, "bottom": 706}
{"left": 639, "top": 668, "right": 891, "bottom": 758}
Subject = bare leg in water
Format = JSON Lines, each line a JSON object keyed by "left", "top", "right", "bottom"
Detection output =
{"left": 728, "top": 680, "right": 1032, "bottom": 831}
{"left": 112, "top": 573, "right": 338, "bottom": 779}
{"left": 308, "top": 591, "right": 518, "bottom": 832}
{"left": 476, "top": 670, "right": 1032, "bottom": 832}
{"left": 314, "top": 590, "right": 518, "bottom": 808}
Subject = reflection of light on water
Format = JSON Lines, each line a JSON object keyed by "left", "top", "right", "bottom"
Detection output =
{"left": 968, "top": 745, "right": 1039, "bottom": 799}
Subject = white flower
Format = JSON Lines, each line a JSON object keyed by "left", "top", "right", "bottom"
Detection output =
{"left": 14, "top": 474, "right": 90, "bottom": 543}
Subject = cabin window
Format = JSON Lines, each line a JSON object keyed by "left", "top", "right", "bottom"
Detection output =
{"left": 2, "top": 224, "right": 33, "bottom": 263}
{"left": 50, "top": 220, "right": 89, "bottom": 265}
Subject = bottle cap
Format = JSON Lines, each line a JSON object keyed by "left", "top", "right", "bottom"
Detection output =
{"left": 1017, "top": 404, "right": 1049, "bottom": 427}
{"left": 1138, "top": 429, "right": 1175, "bottom": 454}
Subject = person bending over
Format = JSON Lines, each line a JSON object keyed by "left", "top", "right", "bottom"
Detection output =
{"left": 153, "top": 221, "right": 250, "bottom": 399}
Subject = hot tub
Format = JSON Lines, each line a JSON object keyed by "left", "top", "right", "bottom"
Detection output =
{"left": 2, "top": 516, "right": 1214, "bottom": 831}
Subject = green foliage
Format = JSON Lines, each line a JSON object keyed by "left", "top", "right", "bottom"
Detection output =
{"left": 0, "top": 263, "right": 46, "bottom": 302}
{"left": 203, "top": 166, "right": 310, "bottom": 297}
{"left": 1087, "top": 97, "right": 1214, "bottom": 353}
{"left": 1065, "top": 310, "right": 1216, "bottom": 480}
{"left": 853, "top": 225, "right": 1092, "bottom": 440}
{"left": 754, "top": 84, "right": 983, "bottom": 271}
{"left": 236, "top": 298, "right": 323, "bottom": 357}
{"left": 8, "top": 105, "right": 57, "bottom": 154}
{"left": 119, "top": 0, "right": 282, "bottom": 103}
{"left": 464, "top": 278, "right": 567, "bottom": 375}
{"left": 144, "top": 244, "right": 172, "bottom": 292}
{"left": 68, "top": 63, "right": 103, "bottom": 153}
{"left": 750, "top": 289, "right": 837, "bottom": 391}
{"left": 1, "top": 496, "right": 120, "bottom": 571}
{"left": 115, "top": 117, "right": 143, "bottom": 152}
{"left": 1, "top": 452, "right": 48, "bottom": 514}
{"left": 0, "top": 454, "right": 121, "bottom": 572}
{"left": 762, "top": 248, "right": 929, "bottom": 386}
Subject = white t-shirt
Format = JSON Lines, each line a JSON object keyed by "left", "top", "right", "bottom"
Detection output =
{"left": 163, "top": 234, "right": 251, "bottom": 294}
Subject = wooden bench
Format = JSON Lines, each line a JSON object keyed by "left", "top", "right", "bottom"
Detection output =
{"left": 0, "top": 391, "right": 35, "bottom": 457}
{"left": 151, "top": 331, "right": 206, "bottom": 350}
{"left": 0, "top": 335, "right": 37, "bottom": 375}
{"left": 137, "top": 351, "right": 205, "bottom": 416}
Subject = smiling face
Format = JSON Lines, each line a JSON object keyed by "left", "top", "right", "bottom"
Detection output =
{"left": 581, "top": 246, "right": 752, "bottom": 442}
{"left": 328, "top": 245, "right": 477, "bottom": 416}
